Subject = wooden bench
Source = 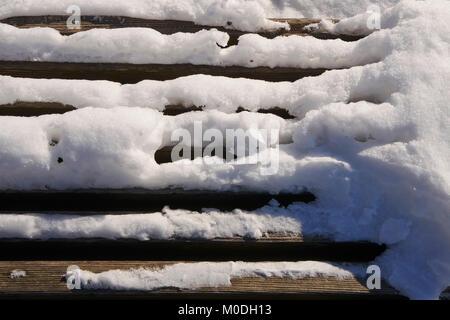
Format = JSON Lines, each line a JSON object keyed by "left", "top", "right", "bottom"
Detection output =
{"left": 0, "top": 14, "right": 415, "bottom": 300}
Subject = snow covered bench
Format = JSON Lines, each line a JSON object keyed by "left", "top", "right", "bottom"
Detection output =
{"left": 0, "top": 1, "right": 449, "bottom": 300}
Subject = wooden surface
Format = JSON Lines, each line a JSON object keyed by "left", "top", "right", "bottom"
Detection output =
{"left": 0, "top": 238, "right": 386, "bottom": 262}
{"left": 0, "top": 261, "right": 403, "bottom": 299}
{"left": 0, "top": 61, "right": 329, "bottom": 83}
{"left": 0, "top": 16, "right": 364, "bottom": 44}
{"left": 0, "top": 102, "right": 296, "bottom": 119}
{"left": 0, "top": 15, "right": 405, "bottom": 300}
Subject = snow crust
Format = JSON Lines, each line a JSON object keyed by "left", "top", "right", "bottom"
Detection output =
{"left": 66, "top": 261, "right": 361, "bottom": 291}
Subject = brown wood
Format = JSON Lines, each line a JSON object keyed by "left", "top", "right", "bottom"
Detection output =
{"left": 0, "top": 61, "right": 328, "bottom": 83}
{"left": 0, "top": 16, "right": 365, "bottom": 44}
{"left": 0, "top": 102, "right": 295, "bottom": 119}
{"left": 0, "top": 261, "right": 403, "bottom": 299}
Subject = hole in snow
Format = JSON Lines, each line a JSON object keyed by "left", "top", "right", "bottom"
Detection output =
{"left": 354, "top": 134, "right": 375, "bottom": 143}
{"left": 155, "top": 145, "right": 236, "bottom": 164}
{"left": 57, "top": 157, "right": 63, "bottom": 164}
{"left": 236, "top": 106, "right": 295, "bottom": 119}
{"left": 257, "top": 107, "right": 295, "bottom": 119}
{"left": 163, "top": 105, "right": 203, "bottom": 116}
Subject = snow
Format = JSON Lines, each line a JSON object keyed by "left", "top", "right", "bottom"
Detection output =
{"left": 65, "top": 261, "right": 362, "bottom": 291}
{"left": 0, "top": 108, "right": 352, "bottom": 204}
{"left": 0, "top": 0, "right": 404, "bottom": 32}
{"left": 0, "top": 207, "right": 300, "bottom": 240}
{"left": 0, "top": 0, "right": 449, "bottom": 300}
{"left": 0, "top": 1, "right": 407, "bottom": 29}
{"left": 0, "top": 23, "right": 384, "bottom": 68}
{"left": 0, "top": 73, "right": 375, "bottom": 119}
{"left": 9, "top": 269, "right": 26, "bottom": 279}
{"left": 0, "top": 0, "right": 289, "bottom": 32}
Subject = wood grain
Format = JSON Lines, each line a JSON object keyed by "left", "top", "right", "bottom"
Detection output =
{"left": 0, "top": 261, "right": 403, "bottom": 299}
{"left": 0, "top": 61, "right": 329, "bottom": 83}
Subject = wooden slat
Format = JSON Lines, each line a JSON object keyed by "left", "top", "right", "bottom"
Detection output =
{"left": 0, "top": 102, "right": 296, "bottom": 119}
{"left": 0, "top": 16, "right": 365, "bottom": 44}
{"left": 0, "top": 61, "right": 328, "bottom": 83}
{"left": 0, "top": 189, "right": 315, "bottom": 212}
{"left": 0, "top": 261, "right": 403, "bottom": 299}
{"left": 0, "top": 238, "right": 386, "bottom": 262}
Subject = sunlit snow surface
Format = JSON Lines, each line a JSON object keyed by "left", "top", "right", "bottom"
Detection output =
{"left": 0, "top": 0, "right": 449, "bottom": 299}
{"left": 66, "top": 261, "right": 363, "bottom": 291}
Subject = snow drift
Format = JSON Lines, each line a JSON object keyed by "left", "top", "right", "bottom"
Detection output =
{"left": 65, "top": 261, "right": 361, "bottom": 291}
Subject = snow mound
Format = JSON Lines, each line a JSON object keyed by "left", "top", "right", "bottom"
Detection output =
{"left": 0, "top": 22, "right": 384, "bottom": 68}
{"left": 65, "top": 261, "right": 361, "bottom": 291}
{"left": 0, "top": 207, "right": 300, "bottom": 240}
{"left": 0, "top": 0, "right": 406, "bottom": 31}
{"left": 0, "top": 0, "right": 288, "bottom": 32}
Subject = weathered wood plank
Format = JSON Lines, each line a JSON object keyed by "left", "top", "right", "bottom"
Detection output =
{"left": 0, "top": 238, "right": 386, "bottom": 262}
{"left": 0, "top": 16, "right": 364, "bottom": 44}
{"left": 0, "top": 261, "right": 403, "bottom": 299}
{"left": 0, "top": 189, "right": 315, "bottom": 212}
{"left": 0, "top": 61, "right": 328, "bottom": 83}
{"left": 0, "top": 102, "right": 296, "bottom": 119}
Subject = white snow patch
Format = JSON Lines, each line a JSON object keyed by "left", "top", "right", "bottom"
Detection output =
{"left": 0, "top": 23, "right": 386, "bottom": 68}
{"left": 0, "top": 71, "right": 384, "bottom": 119}
{"left": 0, "top": 0, "right": 288, "bottom": 32}
{"left": 65, "top": 261, "right": 362, "bottom": 291}
{"left": 0, "top": 0, "right": 407, "bottom": 31}
{"left": 9, "top": 269, "right": 26, "bottom": 279}
{"left": 0, "top": 208, "right": 301, "bottom": 240}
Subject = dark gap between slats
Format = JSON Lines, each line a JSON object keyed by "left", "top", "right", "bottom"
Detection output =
{"left": 0, "top": 190, "right": 316, "bottom": 212}
{"left": 0, "top": 102, "right": 296, "bottom": 119}
{"left": 0, "top": 239, "right": 386, "bottom": 262}
{"left": 0, "top": 61, "right": 329, "bottom": 84}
